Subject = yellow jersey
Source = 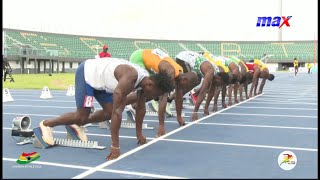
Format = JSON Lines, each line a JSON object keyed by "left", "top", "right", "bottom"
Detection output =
{"left": 202, "top": 52, "right": 229, "bottom": 73}
{"left": 254, "top": 59, "right": 267, "bottom": 70}
{"left": 307, "top": 63, "right": 311, "bottom": 69}
{"left": 293, "top": 60, "right": 299, "bottom": 67}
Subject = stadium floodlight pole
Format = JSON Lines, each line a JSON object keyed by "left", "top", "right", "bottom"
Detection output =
{"left": 94, "top": 45, "right": 100, "bottom": 55}
{"left": 278, "top": 0, "right": 283, "bottom": 41}
{"left": 314, "top": 32, "right": 317, "bottom": 66}
{"left": 3, "top": 30, "right": 6, "bottom": 58}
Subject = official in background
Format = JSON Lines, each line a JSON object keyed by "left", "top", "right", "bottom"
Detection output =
{"left": 99, "top": 45, "right": 111, "bottom": 58}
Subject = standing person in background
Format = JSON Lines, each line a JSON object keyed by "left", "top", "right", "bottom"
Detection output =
{"left": 3, "top": 57, "right": 14, "bottom": 82}
{"left": 293, "top": 57, "right": 299, "bottom": 77}
{"left": 99, "top": 45, "right": 111, "bottom": 58}
{"left": 307, "top": 62, "right": 312, "bottom": 74}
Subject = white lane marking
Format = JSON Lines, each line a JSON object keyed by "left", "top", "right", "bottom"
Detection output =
{"left": 71, "top": 94, "right": 263, "bottom": 179}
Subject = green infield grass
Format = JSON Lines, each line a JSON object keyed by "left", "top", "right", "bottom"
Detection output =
{"left": 3, "top": 73, "right": 75, "bottom": 90}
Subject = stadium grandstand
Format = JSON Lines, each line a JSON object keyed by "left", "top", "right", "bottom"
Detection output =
{"left": 3, "top": 28, "right": 318, "bottom": 74}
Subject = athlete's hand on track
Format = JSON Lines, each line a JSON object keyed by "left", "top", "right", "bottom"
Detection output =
{"left": 204, "top": 108, "right": 210, "bottom": 115}
{"left": 191, "top": 113, "right": 198, "bottom": 121}
{"left": 137, "top": 135, "right": 147, "bottom": 145}
{"left": 157, "top": 125, "right": 166, "bottom": 137}
{"left": 106, "top": 146, "right": 120, "bottom": 160}
{"left": 213, "top": 106, "right": 218, "bottom": 112}
{"left": 222, "top": 102, "right": 227, "bottom": 108}
{"left": 177, "top": 117, "right": 186, "bottom": 126}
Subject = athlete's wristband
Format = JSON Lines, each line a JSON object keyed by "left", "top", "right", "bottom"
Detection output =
{"left": 111, "top": 145, "right": 120, "bottom": 149}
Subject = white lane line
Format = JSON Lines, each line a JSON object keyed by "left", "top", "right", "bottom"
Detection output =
{"left": 98, "top": 169, "right": 185, "bottom": 179}
{"left": 4, "top": 115, "right": 317, "bottom": 138}
{"left": 194, "top": 123, "right": 317, "bottom": 130}
{"left": 2, "top": 113, "right": 160, "bottom": 124}
{"left": 245, "top": 101, "right": 317, "bottom": 105}
{"left": 160, "top": 139, "right": 317, "bottom": 152}
{"left": 219, "top": 112, "right": 317, "bottom": 118}
{"left": 261, "top": 93, "right": 317, "bottom": 96}
{"left": 259, "top": 94, "right": 317, "bottom": 98}
{"left": 7, "top": 98, "right": 76, "bottom": 103}
{"left": 4, "top": 113, "right": 60, "bottom": 117}
{"left": 4, "top": 105, "right": 175, "bottom": 115}
{"left": 234, "top": 106, "right": 318, "bottom": 111}
{"left": 3, "top": 158, "right": 185, "bottom": 179}
{"left": 8, "top": 94, "right": 73, "bottom": 98}
{"left": 262, "top": 90, "right": 317, "bottom": 92}
{"left": 4, "top": 105, "right": 82, "bottom": 109}
{"left": 253, "top": 98, "right": 317, "bottom": 102}
{"left": 3, "top": 104, "right": 109, "bottom": 111}
{"left": 2, "top": 127, "right": 155, "bottom": 140}
{"left": 263, "top": 90, "right": 317, "bottom": 92}
{"left": 71, "top": 94, "right": 263, "bottom": 179}
{"left": 256, "top": 96, "right": 317, "bottom": 100}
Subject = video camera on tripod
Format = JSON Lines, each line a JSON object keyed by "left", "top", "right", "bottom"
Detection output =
{"left": 3, "top": 59, "right": 15, "bottom": 82}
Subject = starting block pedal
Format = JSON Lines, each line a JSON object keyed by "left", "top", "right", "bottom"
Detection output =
{"left": 32, "top": 127, "right": 105, "bottom": 150}
{"left": 33, "top": 127, "right": 52, "bottom": 149}
{"left": 126, "top": 110, "right": 135, "bottom": 123}
{"left": 99, "top": 121, "right": 110, "bottom": 128}
{"left": 148, "top": 100, "right": 159, "bottom": 112}
{"left": 146, "top": 102, "right": 186, "bottom": 117}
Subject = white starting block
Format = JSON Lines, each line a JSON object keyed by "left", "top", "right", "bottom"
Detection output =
{"left": 95, "top": 120, "right": 154, "bottom": 130}
{"left": 53, "top": 138, "right": 105, "bottom": 149}
{"left": 32, "top": 126, "right": 105, "bottom": 150}
{"left": 147, "top": 101, "right": 185, "bottom": 117}
{"left": 40, "top": 86, "right": 53, "bottom": 99}
{"left": 66, "top": 85, "right": 75, "bottom": 96}
{"left": 3, "top": 88, "right": 14, "bottom": 102}
{"left": 181, "top": 104, "right": 205, "bottom": 110}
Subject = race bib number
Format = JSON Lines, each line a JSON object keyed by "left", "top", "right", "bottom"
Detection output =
{"left": 83, "top": 95, "right": 94, "bottom": 107}
{"left": 151, "top": 49, "right": 169, "bottom": 59}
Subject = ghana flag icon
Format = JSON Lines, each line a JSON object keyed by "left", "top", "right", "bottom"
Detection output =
{"left": 16, "top": 152, "right": 40, "bottom": 164}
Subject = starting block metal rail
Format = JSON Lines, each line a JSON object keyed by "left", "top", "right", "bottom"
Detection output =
{"left": 97, "top": 120, "right": 154, "bottom": 130}
{"left": 144, "top": 111, "right": 186, "bottom": 118}
{"left": 32, "top": 127, "right": 106, "bottom": 150}
{"left": 53, "top": 138, "right": 105, "bottom": 150}
{"left": 179, "top": 104, "right": 204, "bottom": 110}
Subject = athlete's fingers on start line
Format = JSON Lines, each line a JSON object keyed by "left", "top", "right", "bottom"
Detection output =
{"left": 106, "top": 147, "right": 121, "bottom": 160}
{"left": 137, "top": 136, "right": 147, "bottom": 145}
